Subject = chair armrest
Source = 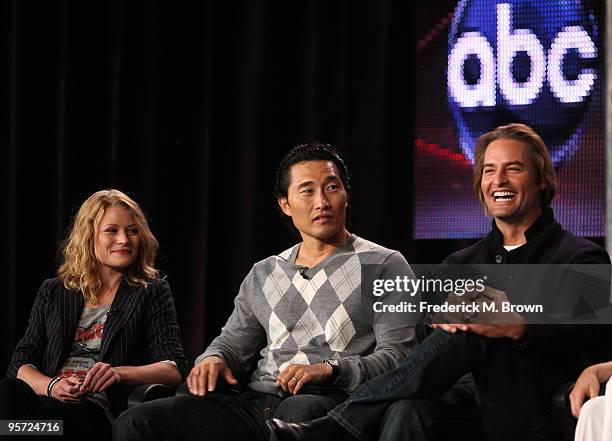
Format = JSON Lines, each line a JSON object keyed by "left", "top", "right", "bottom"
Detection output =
{"left": 551, "top": 381, "right": 608, "bottom": 441}
{"left": 175, "top": 382, "right": 190, "bottom": 397}
{"left": 127, "top": 383, "right": 176, "bottom": 408}
{"left": 174, "top": 376, "right": 250, "bottom": 397}
{"left": 551, "top": 381, "right": 577, "bottom": 441}
{"left": 174, "top": 355, "right": 259, "bottom": 398}
{"left": 552, "top": 381, "right": 575, "bottom": 413}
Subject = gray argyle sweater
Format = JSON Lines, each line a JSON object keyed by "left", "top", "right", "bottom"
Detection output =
{"left": 197, "top": 234, "right": 418, "bottom": 393}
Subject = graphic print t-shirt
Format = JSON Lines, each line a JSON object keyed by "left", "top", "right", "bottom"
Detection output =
{"left": 57, "top": 304, "right": 111, "bottom": 378}
{"left": 56, "top": 304, "right": 114, "bottom": 420}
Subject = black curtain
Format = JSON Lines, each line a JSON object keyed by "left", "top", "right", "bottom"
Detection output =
{"left": 2, "top": 0, "right": 418, "bottom": 368}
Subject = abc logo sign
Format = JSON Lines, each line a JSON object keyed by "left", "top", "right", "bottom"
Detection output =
{"left": 447, "top": 0, "right": 600, "bottom": 166}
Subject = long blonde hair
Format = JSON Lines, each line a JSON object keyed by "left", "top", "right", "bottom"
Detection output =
{"left": 58, "top": 189, "right": 159, "bottom": 303}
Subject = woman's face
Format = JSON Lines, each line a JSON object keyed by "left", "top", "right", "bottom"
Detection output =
{"left": 95, "top": 206, "right": 140, "bottom": 272}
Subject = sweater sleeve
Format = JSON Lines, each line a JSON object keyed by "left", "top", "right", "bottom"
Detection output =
{"left": 334, "top": 252, "right": 418, "bottom": 392}
{"left": 195, "top": 266, "right": 267, "bottom": 380}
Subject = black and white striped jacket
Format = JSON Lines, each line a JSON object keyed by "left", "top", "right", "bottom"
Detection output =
{"left": 7, "top": 277, "right": 187, "bottom": 414}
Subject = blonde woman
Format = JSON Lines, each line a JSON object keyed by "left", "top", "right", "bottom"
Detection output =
{"left": 1, "top": 189, "right": 187, "bottom": 440}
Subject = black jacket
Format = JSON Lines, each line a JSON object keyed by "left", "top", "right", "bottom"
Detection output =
{"left": 445, "top": 207, "right": 611, "bottom": 359}
{"left": 7, "top": 277, "right": 188, "bottom": 414}
{"left": 446, "top": 207, "right": 608, "bottom": 266}
{"left": 443, "top": 208, "right": 611, "bottom": 440}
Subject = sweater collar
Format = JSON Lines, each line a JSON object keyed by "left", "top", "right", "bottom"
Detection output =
{"left": 288, "top": 233, "right": 356, "bottom": 265}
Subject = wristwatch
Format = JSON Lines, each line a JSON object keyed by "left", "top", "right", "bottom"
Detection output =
{"left": 324, "top": 359, "right": 341, "bottom": 383}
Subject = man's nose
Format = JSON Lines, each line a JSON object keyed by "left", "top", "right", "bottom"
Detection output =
{"left": 493, "top": 170, "right": 508, "bottom": 185}
{"left": 314, "top": 190, "right": 330, "bottom": 209}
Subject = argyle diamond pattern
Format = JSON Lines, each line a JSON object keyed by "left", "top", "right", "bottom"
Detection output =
{"left": 260, "top": 250, "right": 363, "bottom": 375}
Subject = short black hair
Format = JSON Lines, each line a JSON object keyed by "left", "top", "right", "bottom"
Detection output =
{"left": 275, "top": 141, "right": 351, "bottom": 236}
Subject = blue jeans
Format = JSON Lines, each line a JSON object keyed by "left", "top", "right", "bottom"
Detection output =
{"left": 329, "top": 329, "right": 564, "bottom": 441}
{"left": 114, "top": 389, "right": 344, "bottom": 441}
{"left": 275, "top": 394, "right": 343, "bottom": 423}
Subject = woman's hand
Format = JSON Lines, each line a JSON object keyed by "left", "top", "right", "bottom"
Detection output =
{"left": 50, "top": 377, "right": 86, "bottom": 402}
{"left": 570, "top": 365, "right": 601, "bottom": 417}
{"left": 81, "top": 362, "right": 121, "bottom": 393}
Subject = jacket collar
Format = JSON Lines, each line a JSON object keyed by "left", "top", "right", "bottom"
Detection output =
{"left": 59, "top": 285, "right": 84, "bottom": 362}
{"left": 56, "top": 278, "right": 143, "bottom": 370}
{"left": 486, "top": 207, "right": 559, "bottom": 247}
{"left": 99, "top": 279, "right": 143, "bottom": 358}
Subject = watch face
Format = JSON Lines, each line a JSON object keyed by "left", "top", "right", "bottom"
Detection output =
{"left": 327, "top": 359, "right": 340, "bottom": 368}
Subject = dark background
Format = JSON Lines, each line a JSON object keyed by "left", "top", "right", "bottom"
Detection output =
{"left": 2, "top": 0, "right": 493, "bottom": 370}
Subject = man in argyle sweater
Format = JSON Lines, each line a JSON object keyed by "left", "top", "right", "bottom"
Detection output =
{"left": 268, "top": 125, "right": 612, "bottom": 441}
{"left": 114, "top": 142, "right": 418, "bottom": 441}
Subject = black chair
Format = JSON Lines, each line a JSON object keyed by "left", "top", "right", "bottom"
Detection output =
{"left": 552, "top": 381, "right": 577, "bottom": 441}
{"left": 174, "top": 367, "right": 257, "bottom": 397}
{"left": 127, "top": 383, "right": 176, "bottom": 408}
{"left": 131, "top": 355, "right": 259, "bottom": 404}
{"left": 552, "top": 381, "right": 607, "bottom": 441}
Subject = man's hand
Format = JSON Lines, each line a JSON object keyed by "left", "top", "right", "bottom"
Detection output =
{"left": 50, "top": 376, "right": 87, "bottom": 402}
{"left": 463, "top": 323, "right": 525, "bottom": 340}
{"left": 276, "top": 363, "right": 332, "bottom": 395}
{"left": 82, "top": 362, "right": 121, "bottom": 393}
{"left": 431, "top": 323, "right": 468, "bottom": 334}
{"left": 432, "top": 323, "right": 525, "bottom": 340}
{"left": 570, "top": 366, "right": 601, "bottom": 417}
{"left": 187, "top": 356, "right": 238, "bottom": 396}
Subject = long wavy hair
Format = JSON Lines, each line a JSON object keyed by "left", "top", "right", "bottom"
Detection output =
{"left": 58, "top": 189, "right": 159, "bottom": 303}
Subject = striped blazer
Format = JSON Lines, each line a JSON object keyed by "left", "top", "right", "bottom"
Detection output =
{"left": 7, "top": 277, "right": 188, "bottom": 413}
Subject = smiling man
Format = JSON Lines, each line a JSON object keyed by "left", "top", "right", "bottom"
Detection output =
{"left": 269, "top": 124, "right": 611, "bottom": 441}
{"left": 113, "top": 142, "right": 418, "bottom": 441}
{"left": 476, "top": 134, "right": 553, "bottom": 247}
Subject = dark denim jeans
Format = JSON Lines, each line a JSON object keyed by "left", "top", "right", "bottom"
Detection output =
{"left": 275, "top": 394, "right": 344, "bottom": 423}
{"left": 114, "top": 389, "right": 344, "bottom": 441}
{"left": 329, "top": 329, "right": 564, "bottom": 441}
{"left": 377, "top": 374, "right": 481, "bottom": 441}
